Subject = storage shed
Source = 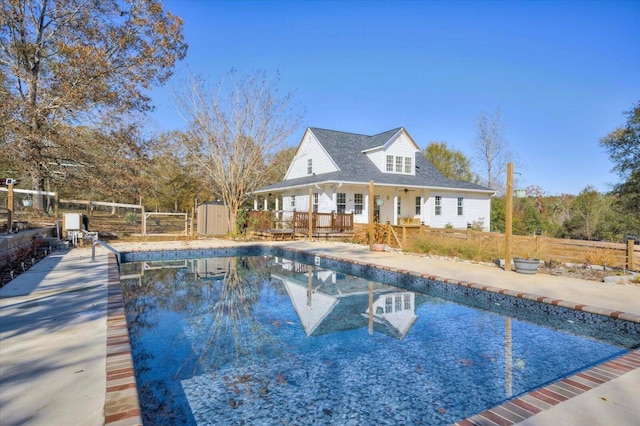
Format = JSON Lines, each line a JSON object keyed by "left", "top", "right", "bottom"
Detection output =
{"left": 196, "top": 201, "right": 231, "bottom": 235}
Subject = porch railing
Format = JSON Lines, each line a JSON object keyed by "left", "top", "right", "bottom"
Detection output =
{"left": 247, "top": 210, "right": 354, "bottom": 234}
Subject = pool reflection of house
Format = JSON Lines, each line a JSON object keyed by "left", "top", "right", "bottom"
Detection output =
{"left": 271, "top": 258, "right": 421, "bottom": 339}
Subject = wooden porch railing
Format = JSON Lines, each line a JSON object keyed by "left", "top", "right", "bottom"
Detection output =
{"left": 247, "top": 210, "right": 354, "bottom": 234}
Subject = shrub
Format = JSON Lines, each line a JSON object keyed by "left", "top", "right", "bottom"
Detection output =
{"left": 124, "top": 211, "right": 138, "bottom": 224}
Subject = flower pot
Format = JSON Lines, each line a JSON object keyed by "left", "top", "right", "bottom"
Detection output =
{"left": 22, "top": 199, "right": 32, "bottom": 207}
{"left": 372, "top": 243, "right": 385, "bottom": 252}
{"left": 513, "top": 258, "right": 540, "bottom": 274}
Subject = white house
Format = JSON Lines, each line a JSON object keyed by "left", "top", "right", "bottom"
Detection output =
{"left": 252, "top": 127, "right": 495, "bottom": 231}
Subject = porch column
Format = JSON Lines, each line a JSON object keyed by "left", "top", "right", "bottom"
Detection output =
{"left": 308, "top": 187, "right": 313, "bottom": 241}
{"left": 263, "top": 197, "right": 268, "bottom": 211}
{"left": 420, "top": 195, "right": 425, "bottom": 224}
{"left": 393, "top": 192, "right": 398, "bottom": 225}
{"left": 275, "top": 197, "right": 279, "bottom": 211}
{"left": 253, "top": 198, "right": 258, "bottom": 210}
{"left": 332, "top": 190, "right": 337, "bottom": 211}
{"left": 368, "top": 180, "right": 374, "bottom": 251}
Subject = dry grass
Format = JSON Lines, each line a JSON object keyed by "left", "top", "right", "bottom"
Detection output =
{"left": 406, "top": 233, "right": 500, "bottom": 263}
{"left": 584, "top": 248, "right": 618, "bottom": 268}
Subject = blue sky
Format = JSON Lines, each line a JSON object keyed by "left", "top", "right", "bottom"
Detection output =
{"left": 147, "top": 0, "right": 640, "bottom": 195}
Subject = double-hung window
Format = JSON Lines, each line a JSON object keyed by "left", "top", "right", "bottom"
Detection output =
{"left": 307, "top": 159, "right": 313, "bottom": 175}
{"left": 386, "top": 155, "right": 393, "bottom": 172}
{"left": 336, "top": 193, "right": 346, "bottom": 213}
{"left": 395, "top": 156, "right": 403, "bottom": 172}
{"left": 354, "top": 193, "right": 363, "bottom": 214}
{"left": 313, "top": 193, "right": 318, "bottom": 212}
{"left": 415, "top": 196, "right": 421, "bottom": 215}
{"left": 457, "top": 197, "right": 464, "bottom": 216}
{"left": 435, "top": 196, "right": 442, "bottom": 215}
{"left": 404, "top": 157, "right": 412, "bottom": 173}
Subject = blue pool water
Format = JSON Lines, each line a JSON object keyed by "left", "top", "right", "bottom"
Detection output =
{"left": 120, "top": 254, "right": 636, "bottom": 425}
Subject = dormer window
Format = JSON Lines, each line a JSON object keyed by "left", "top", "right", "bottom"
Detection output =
{"left": 307, "top": 159, "right": 313, "bottom": 175}
{"left": 385, "top": 154, "right": 414, "bottom": 175}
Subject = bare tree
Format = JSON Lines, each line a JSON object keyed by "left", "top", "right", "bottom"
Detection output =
{"left": 174, "top": 70, "right": 303, "bottom": 234}
{"left": 472, "top": 109, "right": 512, "bottom": 191}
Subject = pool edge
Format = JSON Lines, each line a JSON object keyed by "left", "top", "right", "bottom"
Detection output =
{"left": 112, "top": 245, "right": 640, "bottom": 425}
{"left": 104, "top": 253, "right": 143, "bottom": 426}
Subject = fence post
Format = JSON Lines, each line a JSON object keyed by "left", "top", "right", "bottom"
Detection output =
{"left": 6, "top": 182, "right": 13, "bottom": 233}
{"left": 54, "top": 192, "right": 59, "bottom": 219}
{"left": 627, "top": 239, "right": 635, "bottom": 270}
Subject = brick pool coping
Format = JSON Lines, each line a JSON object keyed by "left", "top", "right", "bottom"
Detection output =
{"left": 103, "top": 248, "right": 640, "bottom": 425}
{"left": 105, "top": 254, "right": 142, "bottom": 426}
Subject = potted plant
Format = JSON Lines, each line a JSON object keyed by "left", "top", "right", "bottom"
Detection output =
{"left": 368, "top": 223, "right": 387, "bottom": 252}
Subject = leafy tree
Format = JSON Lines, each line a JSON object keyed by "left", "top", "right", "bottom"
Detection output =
{"left": 472, "top": 108, "right": 513, "bottom": 191}
{"left": 173, "top": 70, "right": 304, "bottom": 234}
{"left": 144, "top": 131, "right": 217, "bottom": 213}
{"left": 561, "top": 186, "right": 604, "bottom": 240}
{"left": 600, "top": 101, "right": 640, "bottom": 235}
{"left": 490, "top": 196, "right": 506, "bottom": 233}
{"left": 0, "top": 0, "right": 187, "bottom": 210}
{"left": 422, "top": 141, "right": 475, "bottom": 181}
{"left": 54, "top": 122, "right": 153, "bottom": 204}
{"left": 265, "top": 146, "right": 296, "bottom": 184}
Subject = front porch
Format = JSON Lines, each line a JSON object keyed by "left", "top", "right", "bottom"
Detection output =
{"left": 247, "top": 210, "right": 355, "bottom": 239}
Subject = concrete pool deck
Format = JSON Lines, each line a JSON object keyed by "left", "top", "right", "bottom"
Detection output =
{"left": 0, "top": 239, "right": 638, "bottom": 425}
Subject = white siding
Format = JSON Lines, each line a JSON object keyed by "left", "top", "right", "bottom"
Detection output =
{"left": 365, "top": 148, "right": 385, "bottom": 172}
{"left": 285, "top": 131, "right": 337, "bottom": 180}
{"left": 385, "top": 133, "right": 417, "bottom": 157}
{"left": 426, "top": 192, "right": 491, "bottom": 231}
{"left": 382, "top": 133, "right": 418, "bottom": 176}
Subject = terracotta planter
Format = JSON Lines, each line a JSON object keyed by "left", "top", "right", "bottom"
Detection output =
{"left": 372, "top": 243, "right": 385, "bottom": 252}
{"left": 513, "top": 258, "right": 540, "bottom": 274}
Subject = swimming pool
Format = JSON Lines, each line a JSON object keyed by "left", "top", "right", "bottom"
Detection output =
{"left": 119, "top": 248, "right": 639, "bottom": 425}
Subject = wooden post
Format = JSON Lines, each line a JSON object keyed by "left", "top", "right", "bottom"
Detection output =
{"left": 191, "top": 198, "right": 197, "bottom": 237}
{"left": 504, "top": 162, "right": 513, "bottom": 271}
{"left": 7, "top": 181, "right": 13, "bottom": 233}
{"left": 308, "top": 188, "right": 313, "bottom": 241}
{"left": 627, "top": 239, "right": 635, "bottom": 271}
{"left": 402, "top": 225, "right": 407, "bottom": 247}
{"left": 368, "top": 180, "right": 374, "bottom": 251}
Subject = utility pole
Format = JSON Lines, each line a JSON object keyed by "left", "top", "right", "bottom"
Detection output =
{"left": 504, "top": 162, "right": 513, "bottom": 271}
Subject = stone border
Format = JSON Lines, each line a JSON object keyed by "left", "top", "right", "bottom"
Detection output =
{"left": 104, "top": 253, "right": 142, "bottom": 425}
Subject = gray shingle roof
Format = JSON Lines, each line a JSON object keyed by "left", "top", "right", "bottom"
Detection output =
{"left": 255, "top": 127, "right": 494, "bottom": 193}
